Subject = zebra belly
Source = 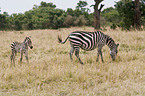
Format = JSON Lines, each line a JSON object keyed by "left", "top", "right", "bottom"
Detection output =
{"left": 15, "top": 45, "right": 26, "bottom": 53}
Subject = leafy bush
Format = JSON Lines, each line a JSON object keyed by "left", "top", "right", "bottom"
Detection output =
{"left": 110, "top": 23, "right": 117, "bottom": 30}
{"left": 74, "top": 15, "right": 86, "bottom": 26}
{"left": 63, "top": 15, "right": 75, "bottom": 27}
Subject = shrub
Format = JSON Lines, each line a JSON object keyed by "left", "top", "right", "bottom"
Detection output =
{"left": 63, "top": 15, "right": 74, "bottom": 27}
{"left": 110, "top": 23, "right": 117, "bottom": 30}
{"left": 73, "top": 15, "right": 86, "bottom": 26}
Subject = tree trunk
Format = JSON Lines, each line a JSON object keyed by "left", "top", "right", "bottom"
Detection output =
{"left": 134, "top": 0, "right": 141, "bottom": 30}
{"left": 94, "top": 0, "right": 104, "bottom": 30}
{"left": 94, "top": 4, "right": 100, "bottom": 29}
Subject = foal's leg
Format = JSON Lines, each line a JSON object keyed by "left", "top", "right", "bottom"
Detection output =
{"left": 20, "top": 52, "right": 23, "bottom": 65}
{"left": 10, "top": 52, "right": 13, "bottom": 64}
{"left": 24, "top": 51, "right": 29, "bottom": 64}
{"left": 11, "top": 51, "right": 16, "bottom": 66}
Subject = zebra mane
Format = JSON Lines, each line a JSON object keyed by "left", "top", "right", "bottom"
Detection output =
{"left": 23, "top": 37, "right": 27, "bottom": 43}
{"left": 106, "top": 36, "right": 116, "bottom": 50}
{"left": 23, "top": 37, "right": 31, "bottom": 43}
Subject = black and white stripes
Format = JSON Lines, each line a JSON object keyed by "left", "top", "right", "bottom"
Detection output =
{"left": 10, "top": 36, "right": 33, "bottom": 66}
{"left": 58, "top": 31, "right": 119, "bottom": 64}
{"left": 69, "top": 31, "right": 97, "bottom": 51}
{"left": 11, "top": 42, "right": 16, "bottom": 50}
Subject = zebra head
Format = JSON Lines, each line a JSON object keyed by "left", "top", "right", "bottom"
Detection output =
{"left": 24, "top": 36, "right": 33, "bottom": 49}
{"left": 110, "top": 43, "right": 119, "bottom": 61}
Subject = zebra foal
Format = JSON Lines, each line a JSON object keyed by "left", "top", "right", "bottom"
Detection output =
{"left": 58, "top": 31, "right": 119, "bottom": 64}
{"left": 10, "top": 36, "right": 33, "bottom": 66}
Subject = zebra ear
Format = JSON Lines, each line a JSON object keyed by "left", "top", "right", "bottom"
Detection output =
{"left": 29, "top": 36, "right": 31, "bottom": 38}
{"left": 117, "top": 43, "right": 119, "bottom": 47}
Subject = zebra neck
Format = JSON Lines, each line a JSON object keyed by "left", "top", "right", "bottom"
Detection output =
{"left": 23, "top": 38, "right": 27, "bottom": 43}
{"left": 23, "top": 41, "right": 28, "bottom": 48}
{"left": 106, "top": 37, "right": 115, "bottom": 50}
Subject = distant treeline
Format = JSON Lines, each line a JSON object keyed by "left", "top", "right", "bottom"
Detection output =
{"left": 0, "top": 1, "right": 144, "bottom": 31}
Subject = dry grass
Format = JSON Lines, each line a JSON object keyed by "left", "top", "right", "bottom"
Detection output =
{"left": 0, "top": 27, "right": 145, "bottom": 96}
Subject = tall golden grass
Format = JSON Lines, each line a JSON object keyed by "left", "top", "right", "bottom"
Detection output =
{"left": 0, "top": 27, "right": 145, "bottom": 95}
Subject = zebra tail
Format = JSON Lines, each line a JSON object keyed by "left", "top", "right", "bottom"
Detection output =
{"left": 58, "top": 35, "right": 69, "bottom": 44}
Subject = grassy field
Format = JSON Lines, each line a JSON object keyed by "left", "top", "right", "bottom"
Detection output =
{"left": 0, "top": 27, "right": 145, "bottom": 96}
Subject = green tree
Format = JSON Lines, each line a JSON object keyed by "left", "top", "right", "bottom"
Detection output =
{"left": 121, "top": 0, "right": 132, "bottom": 4}
{"left": 0, "top": 14, "right": 6, "bottom": 30}
{"left": 115, "top": 1, "right": 135, "bottom": 30}
{"left": 0, "top": 1, "right": 94, "bottom": 30}
{"left": 40, "top": 2, "right": 56, "bottom": 8}
{"left": 76, "top": 1, "right": 89, "bottom": 13}
{"left": 0, "top": 12, "right": 9, "bottom": 30}
{"left": 115, "top": 0, "right": 144, "bottom": 30}
{"left": 101, "top": 7, "right": 120, "bottom": 24}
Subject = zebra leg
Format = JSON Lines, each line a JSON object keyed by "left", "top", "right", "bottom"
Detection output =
{"left": 96, "top": 52, "right": 100, "bottom": 62}
{"left": 11, "top": 51, "right": 16, "bottom": 66}
{"left": 69, "top": 47, "right": 74, "bottom": 62}
{"left": 99, "top": 50, "right": 104, "bottom": 62}
{"left": 98, "top": 50, "right": 104, "bottom": 62}
{"left": 10, "top": 54, "right": 13, "bottom": 67}
{"left": 10, "top": 54, "right": 13, "bottom": 64}
{"left": 75, "top": 48, "right": 83, "bottom": 64}
{"left": 25, "top": 52, "right": 29, "bottom": 64}
{"left": 96, "top": 49, "right": 104, "bottom": 62}
{"left": 20, "top": 52, "right": 23, "bottom": 65}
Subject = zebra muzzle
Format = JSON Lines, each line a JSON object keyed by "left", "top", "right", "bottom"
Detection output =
{"left": 30, "top": 46, "right": 33, "bottom": 49}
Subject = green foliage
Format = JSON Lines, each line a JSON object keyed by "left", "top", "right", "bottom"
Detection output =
{"left": 74, "top": 15, "right": 87, "bottom": 26}
{"left": 0, "top": 1, "right": 144, "bottom": 31}
{"left": 140, "top": 0, "right": 145, "bottom": 26}
{"left": 110, "top": 23, "right": 117, "bottom": 30}
{"left": 40, "top": 1, "right": 56, "bottom": 8}
{"left": 115, "top": 1, "right": 135, "bottom": 30}
{"left": 0, "top": 14, "right": 7, "bottom": 30}
{"left": 63, "top": 15, "right": 74, "bottom": 27}
{"left": 100, "top": 1, "right": 145, "bottom": 30}
{"left": 76, "top": 1, "right": 90, "bottom": 13}
{"left": 101, "top": 7, "right": 120, "bottom": 24}
{"left": 0, "top": 1, "right": 93, "bottom": 30}
{"left": 115, "top": 1, "right": 145, "bottom": 30}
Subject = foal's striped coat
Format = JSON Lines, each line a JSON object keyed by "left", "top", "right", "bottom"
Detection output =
{"left": 10, "top": 36, "right": 33, "bottom": 66}
{"left": 58, "top": 31, "right": 119, "bottom": 64}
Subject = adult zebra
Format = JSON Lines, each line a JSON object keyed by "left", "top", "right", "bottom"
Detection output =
{"left": 58, "top": 31, "right": 119, "bottom": 64}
